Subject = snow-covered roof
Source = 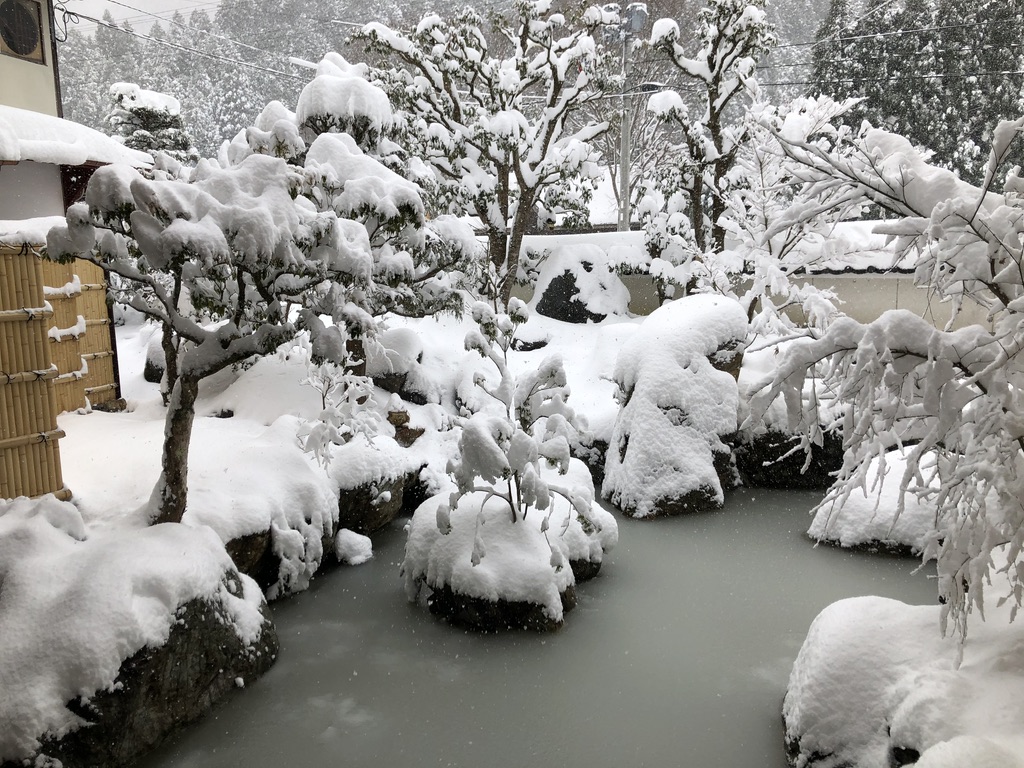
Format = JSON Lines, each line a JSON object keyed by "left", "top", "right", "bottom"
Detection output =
{"left": 0, "top": 216, "right": 65, "bottom": 247}
{"left": 0, "top": 105, "right": 152, "bottom": 168}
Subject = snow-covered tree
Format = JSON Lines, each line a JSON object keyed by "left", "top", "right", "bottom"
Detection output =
{"left": 357, "top": 0, "right": 612, "bottom": 305}
{"left": 811, "top": 0, "right": 1024, "bottom": 185}
{"left": 444, "top": 299, "right": 596, "bottom": 547}
{"left": 641, "top": 0, "right": 776, "bottom": 297}
{"left": 748, "top": 117, "right": 1024, "bottom": 640}
{"left": 714, "top": 96, "right": 864, "bottom": 333}
{"left": 47, "top": 59, "right": 474, "bottom": 527}
{"left": 106, "top": 82, "right": 199, "bottom": 165}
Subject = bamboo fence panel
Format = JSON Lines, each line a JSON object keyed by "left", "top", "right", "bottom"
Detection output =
{"left": 39, "top": 258, "right": 121, "bottom": 412}
{"left": 0, "top": 245, "right": 69, "bottom": 501}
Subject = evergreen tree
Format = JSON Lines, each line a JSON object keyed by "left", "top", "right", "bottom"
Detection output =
{"left": 105, "top": 83, "right": 199, "bottom": 165}
{"left": 812, "top": 0, "right": 1024, "bottom": 183}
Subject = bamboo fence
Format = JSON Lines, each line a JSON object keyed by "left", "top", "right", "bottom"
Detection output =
{"left": 40, "top": 259, "right": 121, "bottom": 412}
{"left": 0, "top": 244, "right": 70, "bottom": 500}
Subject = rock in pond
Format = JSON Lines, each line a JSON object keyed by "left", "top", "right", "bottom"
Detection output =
{"left": 603, "top": 295, "right": 747, "bottom": 518}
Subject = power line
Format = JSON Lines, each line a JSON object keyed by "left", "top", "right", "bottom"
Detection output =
{"left": 775, "top": 17, "right": 1016, "bottom": 51}
{"left": 68, "top": 0, "right": 222, "bottom": 32}
{"left": 70, "top": 11, "right": 306, "bottom": 82}
{"left": 763, "top": 68, "right": 1024, "bottom": 89}
{"left": 101, "top": 0, "right": 284, "bottom": 60}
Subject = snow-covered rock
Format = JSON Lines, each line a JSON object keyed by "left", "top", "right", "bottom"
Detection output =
{"left": 603, "top": 295, "right": 747, "bottom": 518}
{"left": 335, "top": 528, "right": 373, "bottom": 565}
{"left": 783, "top": 593, "right": 1024, "bottom": 768}
{"left": 807, "top": 448, "right": 940, "bottom": 554}
{"left": 0, "top": 496, "right": 276, "bottom": 766}
{"left": 532, "top": 243, "right": 630, "bottom": 323}
{"left": 402, "top": 469, "right": 615, "bottom": 631}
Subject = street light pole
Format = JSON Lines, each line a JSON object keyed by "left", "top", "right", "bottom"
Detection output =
{"left": 607, "top": 2, "right": 648, "bottom": 232}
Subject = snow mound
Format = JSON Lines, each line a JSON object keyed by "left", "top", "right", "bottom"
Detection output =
{"left": 335, "top": 529, "right": 373, "bottom": 565}
{"left": 603, "top": 295, "right": 747, "bottom": 517}
{"left": 0, "top": 496, "right": 266, "bottom": 761}
{"left": 808, "top": 448, "right": 940, "bottom": 553}
{"left": 784, "top": 592, "right": 1024, "bottom": 767}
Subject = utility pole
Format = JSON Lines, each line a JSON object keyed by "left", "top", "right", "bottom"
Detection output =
{"left": 603, "top": 2, "right": 648, "bottom": 232}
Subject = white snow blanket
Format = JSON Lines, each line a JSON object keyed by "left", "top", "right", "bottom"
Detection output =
{"left": 808, "top": 448, "right": 940, "bottom": 553}
{"left": 784, "top": 592, "right": 1024, "bottom": 768}
{"left": 0, "top": 496, "right": 267, "bottom": 761}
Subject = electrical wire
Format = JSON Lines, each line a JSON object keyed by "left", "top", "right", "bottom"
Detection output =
{"left": 69, "top": 10, "right": 306, "bottom": 82}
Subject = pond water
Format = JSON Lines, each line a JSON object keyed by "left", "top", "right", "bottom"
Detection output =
{"left": 140, "top": 489, "right": 937, "bottom": 768}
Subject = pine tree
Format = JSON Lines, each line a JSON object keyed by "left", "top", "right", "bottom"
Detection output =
{"left": 105, "top": 83, "right": 199, "bottom": 165}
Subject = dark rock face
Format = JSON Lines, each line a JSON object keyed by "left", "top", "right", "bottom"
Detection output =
{"left": 733, "top": 429, "right": 843, "bottom": 491}
{"left": 337, "top": 473, "right": 407, "bottom": 535}
{"left": 371, "top": 371, "right": 430, "bottom": 406}
{"left": 142, "top": 357, "right": 164, "bottom": 384}
{"left": 569, "top": 558, "right": 602, "bottom": 582}
{"left": 535, "top": 270, "right": 605, "bottom": 324}
{"left": 27, "top": 574, "right": 278, "bottom": 768}
{"left": 224, "top": 530, "right": 278, "bottom": 593}
{"left": 426, "top": 583, "right": 576, "bottom": 632}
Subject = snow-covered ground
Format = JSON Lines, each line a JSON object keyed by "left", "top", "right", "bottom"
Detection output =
{"left": 3, "top": 234, "right": 1024, "bottom": 764}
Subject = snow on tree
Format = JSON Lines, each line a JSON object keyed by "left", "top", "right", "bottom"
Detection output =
{"left": 46, "top": 59, "right": 475, "bottom": 527}
{"left": 811, "top": 0, "right": 1024, "bottom": 185}
{"left": 356, "top": 0, "right": 612, "bottom": 305}
{"left": 747, "top": 117, "right": 1024, "bottom": 640}
{"left": 402, "top": 299, "right": 617, "bottom": 629}
{"left": 106, "top": 82, "right": 200, "bottom": 165}
{"left": 641, "top": 0, "right": 776, "bottom": 284}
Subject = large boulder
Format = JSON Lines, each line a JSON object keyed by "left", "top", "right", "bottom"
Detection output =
{"left": 603, "top": 295, "right": 748, "bottom": 518}
{"left": 0, "top": 496, "right": 276, "bottom": 768}
{"left": 532, "top": 244, "right": 630, "bottom": 324}
{"left": 806, "top": 447, "right": 940, "bottom": 555}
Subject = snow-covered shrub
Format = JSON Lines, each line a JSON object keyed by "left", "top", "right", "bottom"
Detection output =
{"left": 401, "top": 300, "right": 616, "bottom": 629}
{"left": 604, "top": 294, "right": 748, "bottom": 517}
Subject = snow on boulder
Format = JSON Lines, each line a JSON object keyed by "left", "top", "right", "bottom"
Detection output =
{"left": 540, "top": 457, "right": 618, "bottom": 582}
{"left": 603, "top": 295, "right": 747, "bottom": 518}
{"left": 532, "top": 243, "right": 630, "bottom": 323}
{"left": 0, "top": 495, "right": 276, "bottom": 766}
{"left": 808, "top": 448, "right": 940, "bottom": 554}
{"left": 784, "top": 593, "right": 1024, "bottom": 768}
{"left": 403, "top": 491, "right": 588, "bottom": 631}
{"left": 335, "top": 529, "right": 373, "bottom": 565}
{"left": 365, "top": 327, "right": 440, "bottom": 405}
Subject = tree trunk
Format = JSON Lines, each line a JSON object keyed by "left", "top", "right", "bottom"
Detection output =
{"left": 159, "top": 325, "right": 178, "bottom": 407}
{"left": 150, "top": 374, "right": 199, "bottom": 526}
{"left": 498, "top": 199, "right": 533, "bottom": 308}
